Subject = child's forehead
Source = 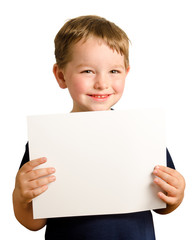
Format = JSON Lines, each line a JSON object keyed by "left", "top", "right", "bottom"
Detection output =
{"left": 72, "top": 36, "right": 121, "bottom": 56}
{"left": 69, "top": 37, "right": 125, "bottom": 69}
{"left": 66, "top": 35, "right": 127, "bottom": 69}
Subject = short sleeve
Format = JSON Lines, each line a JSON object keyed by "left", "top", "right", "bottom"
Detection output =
{"left": 166, "top": 148, "right": 175, "bottom": 169}
{"left": 19, "top": 142, "right": 30, "bottom": 169}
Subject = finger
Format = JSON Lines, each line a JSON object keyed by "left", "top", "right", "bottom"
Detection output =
{"left": 28, "top": 175, "right": 56, "bottom": 190}
{"left": 25, "top": 185, "right": 49, "bottom": 203}
{"left": 21, "top": 157, "right": 47, "bottom": 173}
{"left": 26, "top": 167, "right": 56, "bottom": 181}
{"left": 154, "top": 177, "right": 177, "bottom": 196}
{"left": 153, "top": 167, "right": 179, "bottom": 188}
{"left": 157, "top": 192, "right": 176, "bottom": 205}
{"left": 154, "top": 165, "right": 177, "bottom": 177}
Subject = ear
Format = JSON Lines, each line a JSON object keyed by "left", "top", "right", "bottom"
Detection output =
{"left": 126, "top": 65, "right": 130, "bottom": 75}
{"left": 53, "top": 64, "right": 67, "bottom": 89}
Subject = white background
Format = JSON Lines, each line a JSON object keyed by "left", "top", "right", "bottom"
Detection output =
{"left": 0, "top": 0, "right": 191, "bottom": 239}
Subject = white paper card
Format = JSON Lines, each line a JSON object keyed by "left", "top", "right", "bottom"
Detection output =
{"left": 27, "top": 109, "right": 166, "bottom": 219}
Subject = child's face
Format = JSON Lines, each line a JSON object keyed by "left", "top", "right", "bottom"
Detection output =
{"left": 56, "top": 37, "right": 129, "bottom": 112}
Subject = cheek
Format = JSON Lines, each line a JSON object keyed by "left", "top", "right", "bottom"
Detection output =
{"left": 69, "top": 77, "right": 90, "bottom": 96}
{"left": 113, "top": 79, "right": 125, "bottom": 94}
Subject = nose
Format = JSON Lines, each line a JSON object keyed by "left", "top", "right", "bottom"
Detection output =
{"left": 94, "top": 73, "right": 109, "bottom": 90}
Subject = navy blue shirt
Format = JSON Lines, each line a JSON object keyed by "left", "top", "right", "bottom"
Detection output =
{"left": 20, "top": 144, "right": 175, "bottom": 240}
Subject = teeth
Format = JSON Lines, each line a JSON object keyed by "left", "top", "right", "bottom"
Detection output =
{"left": 94, "top": 95, "right": 106, "bottom": 98}
{"left": 89, "top": 94, "right": 110, "bottom": 99}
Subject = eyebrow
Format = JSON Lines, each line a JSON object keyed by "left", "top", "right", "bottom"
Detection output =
{"left": 76, "top": 64, "right": 125, "bottom": 69}
{"left": 111, "top": 65, "right": 125, "bottom": 69}
{"left": 76, "top": 64, "right": 90, "bottom": 69}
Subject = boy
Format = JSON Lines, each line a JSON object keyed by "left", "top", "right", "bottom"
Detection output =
{"left": 13, "top": 15, "right": 185, "bottom": 239}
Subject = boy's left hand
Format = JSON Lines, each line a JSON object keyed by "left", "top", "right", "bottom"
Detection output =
{"left": 153, "top": 165, "right": 185, "bottom": 214}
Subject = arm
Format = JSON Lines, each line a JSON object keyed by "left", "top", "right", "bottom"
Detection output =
{"left": 12, "top": 157, "right": 56, "bottom": 231}
{"left": 153, "top": 165, "right": 185, "bottom": 214}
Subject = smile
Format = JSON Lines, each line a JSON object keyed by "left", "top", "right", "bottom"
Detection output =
{"left": 88, "top": 94, "right": 112, "bottom": 101}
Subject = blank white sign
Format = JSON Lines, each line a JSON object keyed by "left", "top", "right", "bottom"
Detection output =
{"left": 27, "top": 109, "right": 166, "bottom": 219}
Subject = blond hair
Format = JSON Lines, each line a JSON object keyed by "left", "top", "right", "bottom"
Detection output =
{"left": 54, "top": 15, "right": 130, "bottom": 69}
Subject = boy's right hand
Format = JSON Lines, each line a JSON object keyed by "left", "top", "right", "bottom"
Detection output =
{"left": 14, "top": 157, "right": 56, "bottom": 206}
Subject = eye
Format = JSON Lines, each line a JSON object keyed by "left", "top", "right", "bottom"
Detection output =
{"left": 110, "top": 70, "right": 120, "bottom": 74}
{"left": 81, "top": 70, "right": 93, "bottom": 74}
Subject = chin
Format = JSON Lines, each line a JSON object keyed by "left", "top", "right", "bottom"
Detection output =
{"left": 73, "top": 102, "right": 114, "bottom": 112}
{"left": 89, "top": 106, "right": 112, "bottom": 111}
